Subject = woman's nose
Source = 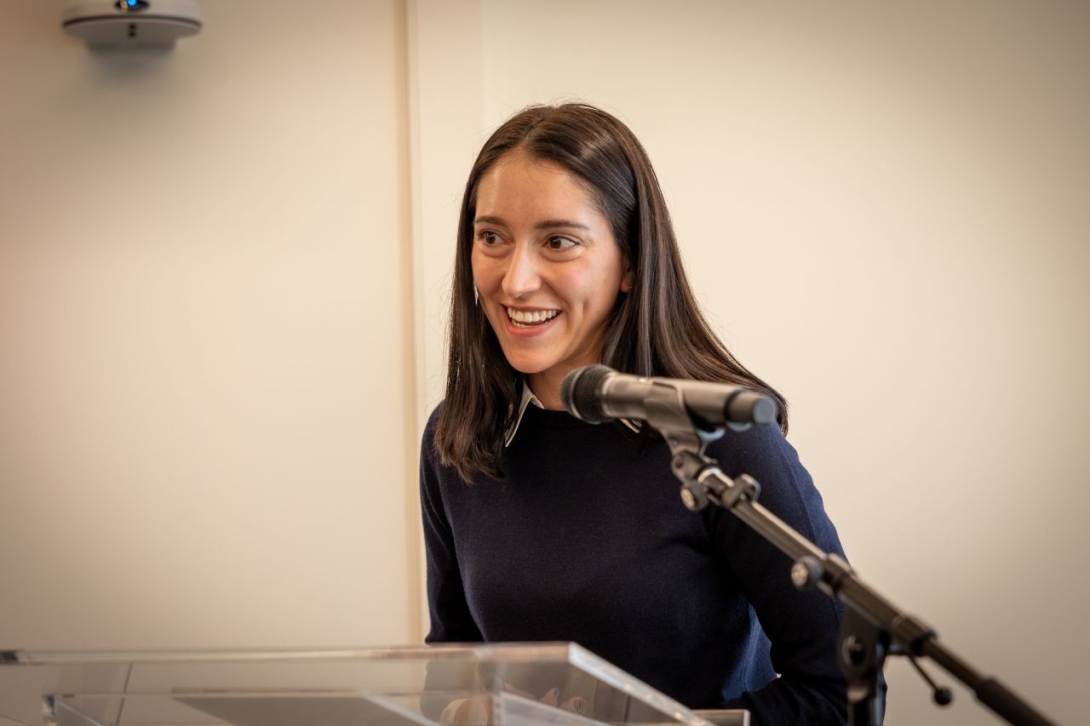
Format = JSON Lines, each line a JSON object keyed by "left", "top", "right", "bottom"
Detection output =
{"left": 501, "top": 245, "right": 540, "bottom": 298}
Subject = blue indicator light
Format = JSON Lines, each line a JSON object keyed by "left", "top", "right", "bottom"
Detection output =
{"left": 114, "top": 0, "right": 150, "bottom": 13}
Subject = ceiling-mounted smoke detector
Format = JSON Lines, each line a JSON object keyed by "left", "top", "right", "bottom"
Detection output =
{"left": 62, "top": 0, "right": 202, "bottom": 50}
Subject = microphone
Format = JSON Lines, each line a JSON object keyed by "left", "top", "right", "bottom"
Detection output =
{"left": 560, "top": 364, "right": 777, "bottom": 430}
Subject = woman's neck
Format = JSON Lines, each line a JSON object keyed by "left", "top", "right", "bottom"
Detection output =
{"left": 526, "top": 372, "right": 566, "bottom": 411}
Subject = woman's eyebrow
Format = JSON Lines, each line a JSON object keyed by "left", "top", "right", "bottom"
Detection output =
{"left": 535, "top": 219, "right": 590, "bottom": 231}
{"left": 473, "top": 215, "right": 590, "bottom": 231}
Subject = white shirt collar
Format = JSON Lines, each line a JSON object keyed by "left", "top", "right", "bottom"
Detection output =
{"left": 504, "top": 379, "right": 639, "bottom": 446}
{"left": 505, "top": 382, "right": 543, "bottom": 447}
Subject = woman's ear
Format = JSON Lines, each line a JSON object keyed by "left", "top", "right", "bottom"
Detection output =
{"left": 620, "top": 263, "right": 634, "bottom": 294}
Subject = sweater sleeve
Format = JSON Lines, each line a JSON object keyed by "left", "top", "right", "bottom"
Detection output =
{"left": 419, "top": 409, "right": 483, "bottom": 644}
{"left": 707, "top": 424, "right": 852, "bottom": 724}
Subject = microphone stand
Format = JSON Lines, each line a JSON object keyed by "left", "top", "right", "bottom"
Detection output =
{"left": 641, "top": 391, "right": 1055, "bottom": 726}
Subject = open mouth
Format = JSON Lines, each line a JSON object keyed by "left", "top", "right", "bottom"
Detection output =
{"left": 506, "top": 307, "right": 560, "bottom": 328}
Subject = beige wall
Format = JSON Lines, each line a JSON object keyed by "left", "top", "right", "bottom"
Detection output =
{"left": 2, "top": 1, "right": 1087, "bottom": 725}
{"left": 465, "top": 2, "right": 1088, "bottom": 725}
{"left": 0, "top": 0, "right": 419, "bottom": 651}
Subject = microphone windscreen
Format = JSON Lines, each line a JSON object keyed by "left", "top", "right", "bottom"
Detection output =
{"left": 560, "top": 364, "right": 614, "bottom": 422}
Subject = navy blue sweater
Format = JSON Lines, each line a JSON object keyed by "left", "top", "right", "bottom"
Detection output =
{"left": 420, "top": 403, "right": 849, "bottom": 724}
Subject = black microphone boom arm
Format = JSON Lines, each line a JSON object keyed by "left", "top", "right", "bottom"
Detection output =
{"left": 668, "top": 444, "right": 1055, "bottom": 726}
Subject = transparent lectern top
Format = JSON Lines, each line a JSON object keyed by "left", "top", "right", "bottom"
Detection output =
{"left": 0, "top": 643, "right": 747, "bottom": 726}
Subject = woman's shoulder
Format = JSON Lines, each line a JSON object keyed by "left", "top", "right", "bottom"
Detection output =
{"left": 420, "top": 401, "right": 446, "bottom": 463}
{"left": 711, "top": 422, "right": 799, "bottom": 473}
{"left": 424, "top": 401, "right": 443, "bottom": 431}
{"left": 707, "top": 423, "right": 820, "bottom": 509}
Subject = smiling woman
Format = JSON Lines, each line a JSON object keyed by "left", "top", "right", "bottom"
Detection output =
{"left": 419, "top": 103, "right": 857, "bottom": 724}
{"left": 470, "top": 148, "right": 633, "bottom": 409}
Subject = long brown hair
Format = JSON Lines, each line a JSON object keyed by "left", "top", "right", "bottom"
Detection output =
{"left": 435, "top": 103, "right": 786, "bottom": 482}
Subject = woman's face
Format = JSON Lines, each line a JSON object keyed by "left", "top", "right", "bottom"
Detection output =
{"left": 471, "top": 149, "right": 632, "bottom": 405}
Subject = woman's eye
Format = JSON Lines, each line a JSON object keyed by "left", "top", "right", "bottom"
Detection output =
{"left": 477, "top": 230, "right": 500, "bottom": 246}
{"left": 546, "top": 236, "right": 577, "bottom": 251}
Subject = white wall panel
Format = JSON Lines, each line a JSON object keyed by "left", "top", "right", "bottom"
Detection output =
{"left": 0, "top": 0, "right": 418, "bottom": 651}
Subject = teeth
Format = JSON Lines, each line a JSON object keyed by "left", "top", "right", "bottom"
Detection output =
{"left": 507, "top": 308, "right": 559, "bottom": 325}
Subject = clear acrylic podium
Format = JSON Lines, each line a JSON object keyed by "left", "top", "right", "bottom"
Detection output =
{"left": 0, "top": 644, "right": 748, "bottom": 726}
